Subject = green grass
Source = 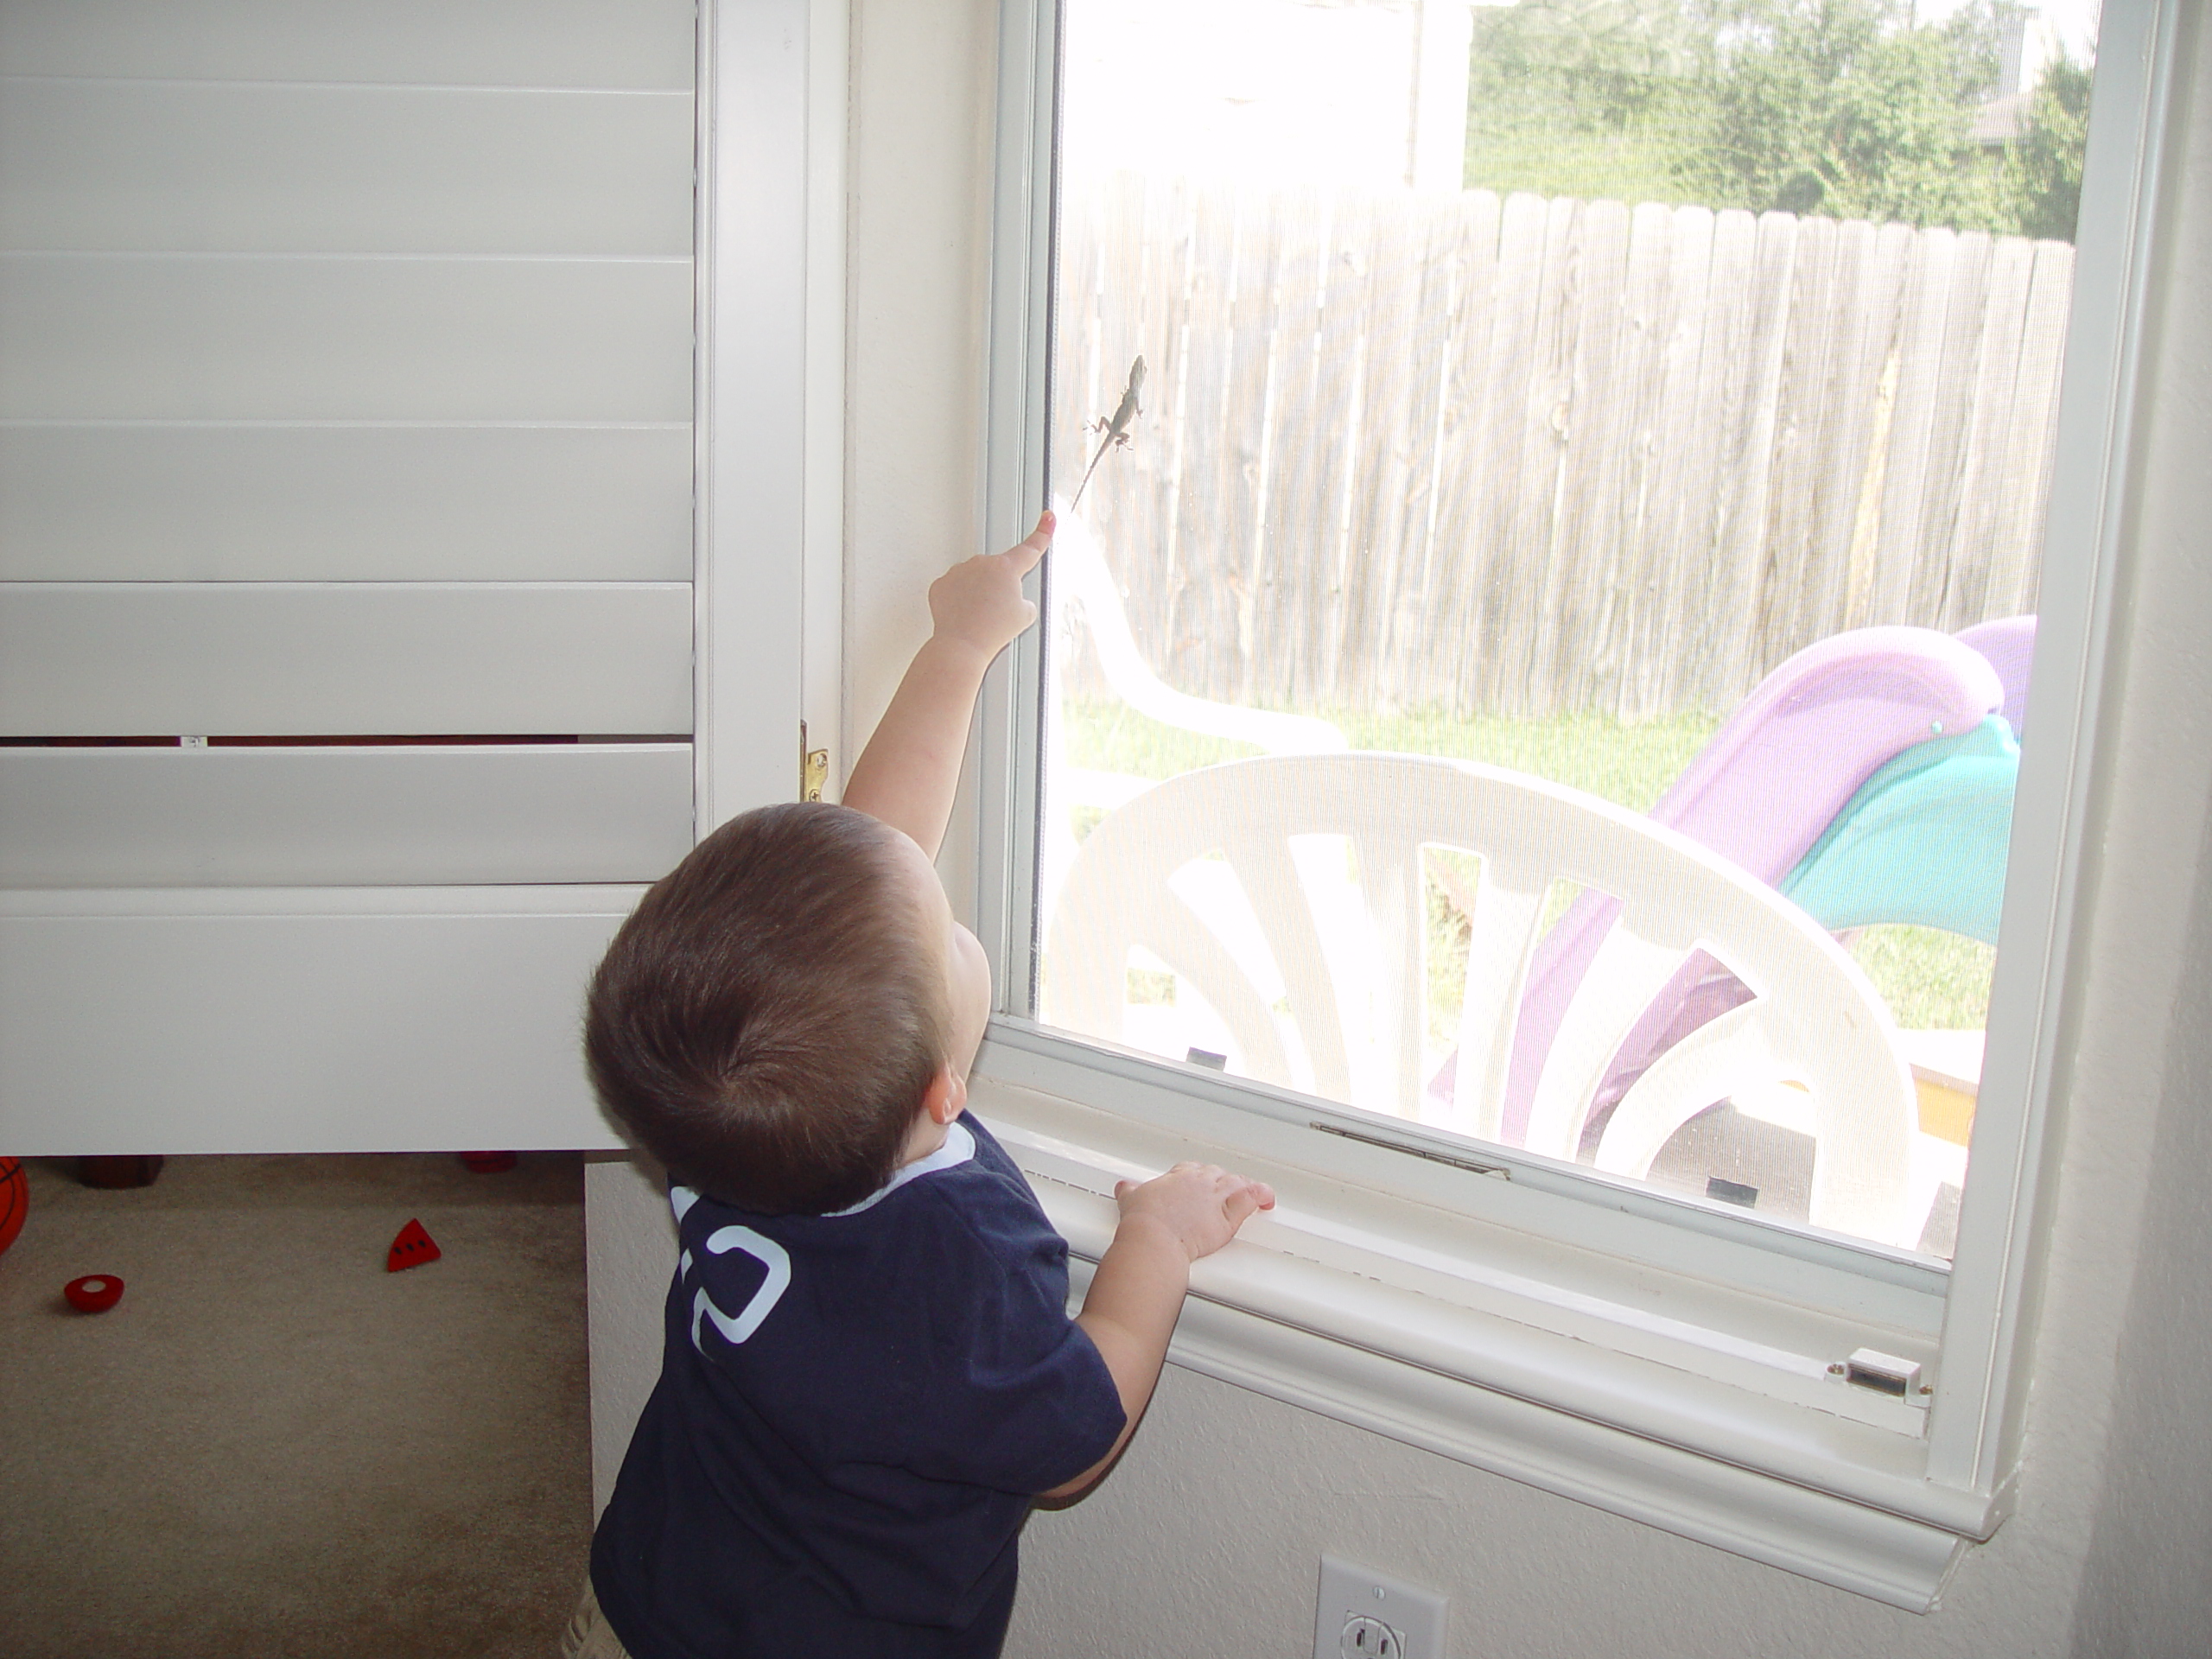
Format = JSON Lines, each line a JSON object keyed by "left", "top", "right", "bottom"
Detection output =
{"left": 1463, "top": 124, "right": 1701, "bottom": 210}
{"left": 1847, "top": 925, "right": 1994, "bottom": 1032}
{"left": 1062, "top": 696, "right": 1993, "bottom": 1033}
{"left": 1065, "top": 699, "right": 1721, "bottom": 812}
{"left": 1333, "top": 709, "right": 1721, "bottom": 814}
{"left": 1064, "top": 701, "right": 1255, "bottom": 784}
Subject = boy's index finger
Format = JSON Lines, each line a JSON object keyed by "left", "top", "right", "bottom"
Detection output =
{"left": 1001, "top": 512, "right": 1053, "bottom": 578}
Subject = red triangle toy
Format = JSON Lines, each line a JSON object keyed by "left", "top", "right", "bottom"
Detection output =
{"left": 386, "top": 1218, "right": 442, "bottom": 1272}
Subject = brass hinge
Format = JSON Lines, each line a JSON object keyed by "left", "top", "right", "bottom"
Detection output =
{"left": 800, "top": 723, "right": 830, "bottom": 803}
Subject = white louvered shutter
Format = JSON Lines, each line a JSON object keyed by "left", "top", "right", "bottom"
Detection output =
{"left": 0, "top": 0, "right": 727, "bottom": 1154}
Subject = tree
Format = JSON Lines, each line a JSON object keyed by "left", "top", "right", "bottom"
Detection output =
{"left": 1462, "top": 0, "right": 1715, "bottom": 207}
{"left": 1470, "top": 0, "right": 1707, "bottom": 95}
{"left": 1459, "top": 0, "right": 2082, "bottom": 238}
{"left": 2004, "top": 53, "right": 2093, "bottom": 240}
{"left": 1672, "top": 0, "right": 2009, "bottom": 228}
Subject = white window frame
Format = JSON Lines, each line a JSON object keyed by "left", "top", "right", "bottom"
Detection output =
{"left": 697, "top": 0, "right": 849, "bottom": 830}
{"left": 961, "top": 0, "right": 2187, "bottom": 1610}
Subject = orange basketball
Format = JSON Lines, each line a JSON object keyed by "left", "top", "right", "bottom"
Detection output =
{"left": 0, "top": 1159, "right": 26, "bottom": 1256}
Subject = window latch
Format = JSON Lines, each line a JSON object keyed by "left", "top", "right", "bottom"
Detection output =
{"left": 1833, "top": 1346, "right": 1925, "bottom": 1400}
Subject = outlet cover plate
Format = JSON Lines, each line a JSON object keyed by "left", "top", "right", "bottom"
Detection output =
{"left": 1316, "top": 1555, "right": 1449, "bottom": 1659}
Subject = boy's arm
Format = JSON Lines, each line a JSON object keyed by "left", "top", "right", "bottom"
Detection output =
{"left": 1038, "top": 1163, "right": 1274, "bottom": 1502}
{"left": 842, "top": 513, "right": 1053, "bottom": 861}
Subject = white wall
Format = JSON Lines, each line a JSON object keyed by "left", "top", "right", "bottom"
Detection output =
{"left": 588, "top": 0, "right": 2212, "bottom": 1650}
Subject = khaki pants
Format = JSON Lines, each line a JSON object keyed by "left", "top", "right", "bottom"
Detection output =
{"left": 560, "top": 1579, "right": 632, "bottom": 1659}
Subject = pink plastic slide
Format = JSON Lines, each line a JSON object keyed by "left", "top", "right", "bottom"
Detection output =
{"left": 1435, "top": 627, "right": 2006, "bottom": 1147}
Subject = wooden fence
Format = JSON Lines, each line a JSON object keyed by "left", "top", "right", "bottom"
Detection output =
{"left": 1053, "top": 173, "right": 2075, "bottom": 719}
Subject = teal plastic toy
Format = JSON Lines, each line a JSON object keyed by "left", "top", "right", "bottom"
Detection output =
{"left": 1780, "top": 714, "right": 2018, "bottom": 945}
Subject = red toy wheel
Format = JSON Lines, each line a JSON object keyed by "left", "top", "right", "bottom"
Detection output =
{"left": 0, "top": 1159, "right": 25, "bottom": 1256}
{"left": 65, "top": 1274, "right": 125, "bottom": 1313}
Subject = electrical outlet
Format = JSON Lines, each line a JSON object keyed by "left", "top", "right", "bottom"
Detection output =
{"left": 1315, "top": 1556, "right": 1448, "bottom": 1659}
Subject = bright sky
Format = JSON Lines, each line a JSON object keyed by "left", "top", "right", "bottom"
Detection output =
{"left": 1058, "top": 0, "right": 2105, "bottom": 193}
{"left": 1059, "top": 0, "right": 1431, "bottom": 188}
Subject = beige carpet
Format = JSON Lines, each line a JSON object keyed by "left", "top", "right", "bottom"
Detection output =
{"left": 0, "top": 1152, "right": 591, "bottom": 1658}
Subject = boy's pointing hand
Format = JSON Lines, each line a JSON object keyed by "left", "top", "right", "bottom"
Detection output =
{"left": 928, "top": 512, "right": 1054, "bottom": 664}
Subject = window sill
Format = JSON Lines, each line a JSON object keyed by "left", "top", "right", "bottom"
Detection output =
{"left": 971, "top": 1041, "right": 2005, "bottom": 1613}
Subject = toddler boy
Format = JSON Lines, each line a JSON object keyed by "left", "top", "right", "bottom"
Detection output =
{"left": 573, "top": 513, "right": 1275, "bottom": 1658}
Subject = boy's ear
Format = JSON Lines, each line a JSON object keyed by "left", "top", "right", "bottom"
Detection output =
{"left": 921, "top": 1063, "right": 967, "bottom": 1128}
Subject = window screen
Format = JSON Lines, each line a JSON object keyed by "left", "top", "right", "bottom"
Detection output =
{"left": 1033, "top": 0, "right": 2103, "bottom": 1260}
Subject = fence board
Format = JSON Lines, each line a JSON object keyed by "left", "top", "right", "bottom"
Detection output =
{"left": 1756, "top": 213, "right": 1835, "bottom": 672}
{"left": 1649, "top": 206, "right": 1726, "bottom": 715}
{"left": 1699, "top": 211, "right": 1798, "bottom": 709}
{"left": 1592, "top": 202, "right": 1682, "bottom": 718}
{"left": 1543, "top": 199, "right": 1634, "bottom": 715}
{"left": 1343, "top": 190, "right": 1427, "bottom": 706}
{"left": 1381, "top": 200, "right": 1464, "bottom": 706}
{"left": 1947, "top": 235, "right": 2037, "bottom": 630}
{"left": 1838, "top": 222, "right": 1918, "bottom": 631}
{"left": 1867, "top": 227, "right": 1955, "bottom": 625}
{"left": 1798, "top": 219, "right": 1901, "bottom": 649}
{"left": 1086, "top": 172, "right": 1170, "bottom": 674}
{"left": 1905, "top": 232, "right": 1996, "bottom": 626}
{"left": 1149, "top": 178, "right": 1198, "bottom": 681}
{"left": 1465, "top": 190, "right": 1548, "bottom": 714}
{"left": 1174, "top": 181, "right": 1241, "bottom": 697}
{"left": 1427, "top": 190, "right": 1504, "bottom": 716}
{"left": 1220, "top": 190, "right": 1287, "bottom": 706}
{"left": 1278, "top": 188, "right": 1338, "bottom": 703}
{"left": 1245, "top": 188, "right": 1320, "bottom": 708}
{"left": 1255, "top": 188, "right": 1325, "bottom": 704}
{"left": 1676, "top": 207, "right": 1758, "bottom": 707}
{"left": 1313, "top": 191, "right": 1381, "bottom": 704}
{"left": 1489, "top": 194, "right": 1579, "bottom": 715}
{"left": 1986, "top": 242, "right": 2075, "bottom": 620}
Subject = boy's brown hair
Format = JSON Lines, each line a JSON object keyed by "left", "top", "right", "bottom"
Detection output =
{"left": 584, "top": 803, "right": 951, "bottom": 1214}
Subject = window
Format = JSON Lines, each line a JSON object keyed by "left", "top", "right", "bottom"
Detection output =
{"left": 966, "top": 0, "right": 2184, "bottom": 1611}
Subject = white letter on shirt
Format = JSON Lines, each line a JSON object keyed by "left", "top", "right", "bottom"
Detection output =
{"left": 689, "top": 1225, "right": 791, "bottom": 1351}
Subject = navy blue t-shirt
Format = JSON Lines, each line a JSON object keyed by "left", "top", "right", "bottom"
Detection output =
{"left": 591, "top": 1115, "right": 1124, "bottom": 1659}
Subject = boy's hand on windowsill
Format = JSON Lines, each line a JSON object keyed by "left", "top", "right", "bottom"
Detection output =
{"left": 1112, "top": 1161, "right": 1275, "bottom": 1264}
{"left": 926, "top": 512, "right": 1052, "bottom": 664}
{"left": 1051, "top": 1160, "right": 1276, "bottom": 1502}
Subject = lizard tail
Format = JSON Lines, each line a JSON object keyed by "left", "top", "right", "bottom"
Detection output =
{"left": 1070, "top": 448, "right": 1108, "bottom": 512}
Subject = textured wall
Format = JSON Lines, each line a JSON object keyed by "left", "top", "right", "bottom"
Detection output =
{"left": 839, "top": 0, "right": 996, "bottom": 777}
{"left": 583, "top": 1152, "right": 672, "bottom": 1516}
{"left": 2064, "top": 5, "right": 2212, "bottom": 1647}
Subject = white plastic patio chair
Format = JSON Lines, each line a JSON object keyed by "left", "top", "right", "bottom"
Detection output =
{"left": 1043, "top": 753, "right": 1925, "bottom": 1249}
{"left": 1045, "top": 505, "right": 1347, "bottom": 773}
